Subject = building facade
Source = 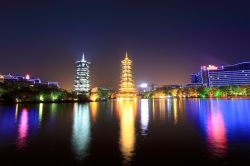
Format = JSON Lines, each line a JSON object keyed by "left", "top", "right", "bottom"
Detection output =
{"left": 117, "top": 52, "right": 137, "bottom": 98}
{"left": 1, "top": 74, "right": 59, "bottom": 88}
{"left": 137, "top": 83, "right": 159, "bottom": 94}
{"left": 191, "top": 62, "right": 250, "bottom": 87}
{"left": 74, "top": 53, "right": 90, "bottom": 95}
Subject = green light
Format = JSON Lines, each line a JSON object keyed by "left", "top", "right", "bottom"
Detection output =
{"left": 52, "top": 95, "right": 57, "bottom": 101}
{"left": 51, "top": 93, "right": 59, "bottom": 101}
{"left": 40, "top": 95, "right": 44, "bottom": 101}
{"left": 200, "top": 94, "right": 206, "bottom": 98}
{"left": 214, "top": 90, "right": 222, "bottom": 97}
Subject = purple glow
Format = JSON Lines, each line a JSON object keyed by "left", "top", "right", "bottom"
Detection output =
{"left": 17, "top": 108, "right": 28, "bottom": 150}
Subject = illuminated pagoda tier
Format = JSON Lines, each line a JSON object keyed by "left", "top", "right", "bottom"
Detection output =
{"left": 74, "top": 52, "right": 90, "bottom": 95}
{"left": 117, "top": 52, "right": 137, "bottom": 98}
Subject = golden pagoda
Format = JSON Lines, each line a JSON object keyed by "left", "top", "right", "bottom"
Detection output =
{"left": 117, "top": 52, "right": 137, "bottom": 99}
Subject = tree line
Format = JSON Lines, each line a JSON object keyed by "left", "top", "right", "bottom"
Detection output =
{"left": 142, "top": 85, "right": 250, "bottom": 99}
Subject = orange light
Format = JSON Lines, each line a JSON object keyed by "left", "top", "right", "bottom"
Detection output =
{"left": 207, "top": 65, "right": 218, "bottom": 70}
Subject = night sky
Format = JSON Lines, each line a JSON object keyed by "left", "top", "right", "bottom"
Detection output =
{"left": 0, "top": 0, "right": 249, "bottom": 90}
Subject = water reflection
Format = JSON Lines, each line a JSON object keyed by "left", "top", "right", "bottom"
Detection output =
{"left": 72, "top": 103, "right": 91, "bottom": 160}
{"left": 140, "top": 99, "right": 149, "bottom": 136}
{"left": 90, "top": 102, "right": 98, "bottom": 123}
{"left": 151, "top": 99, "right": 166, "bottom": 121}
{"left": 1, "top": 100, "right": 250, "bottom": 164}
{"left": 207, "top": 107, "right": 227, "bottom": 158}
{"left": 194, "top": 100, "right": 228, "bottom": 159}
{"left": 172, "top": 99, "right": 178, "bottom": 124}
{"left": 15, "top": 104, "right": 19, "bottom": 121}
{"left": 204, "top": 100, "right": 227, "bottom": 159}
{"left": 39, "top": 103, "right": 43, "bottom": 125}
{"left": 167, "top": 99, "right": 171, "bottom": 120}
{"left": 117, "top": 100, "right": 137, "bottom": 163}
{"left": 50, "top": 103, "right": 58, "bottom": 118}
{"left": 159, "top": 99, "right": 166, "bottom": 120}
{"left": 17, "top": 108, "right": 28, "bottom": 150}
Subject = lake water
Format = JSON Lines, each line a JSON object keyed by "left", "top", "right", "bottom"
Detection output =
{"left": 1, "top": 99, "right": 250, "bottom": 165}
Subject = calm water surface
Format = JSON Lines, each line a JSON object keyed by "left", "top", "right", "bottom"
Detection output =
{"left": 1, "top": 99, "right": 250, "bottom": 165}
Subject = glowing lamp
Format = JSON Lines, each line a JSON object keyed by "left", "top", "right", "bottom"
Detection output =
{"left": 140, "top": 83, "right": 148, "bottom": 88}
{"left": 26, "top": 74, "right": 30, "bottom": 80}
{"left": 39, "top": 95, "right": 44, "bottom": 101}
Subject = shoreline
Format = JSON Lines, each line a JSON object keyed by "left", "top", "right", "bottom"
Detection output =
{"left": 1, "top": 96, "right": 250, "bottom": 105}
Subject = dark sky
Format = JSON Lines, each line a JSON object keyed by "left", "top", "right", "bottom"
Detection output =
{"left": 0, "top": 0, "right": 249, "bottom": 90}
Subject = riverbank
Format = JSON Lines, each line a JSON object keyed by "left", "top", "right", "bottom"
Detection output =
{"left": 0, "top": 82, "right": 77, "bottom": 104}
{"left": 1, "top": 82, "right": 250, "bottom": 103}
{"left": 141, "top": 85, "right": 250, "bottom": 99}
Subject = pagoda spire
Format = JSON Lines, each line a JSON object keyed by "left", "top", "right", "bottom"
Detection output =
{"left": 82, "top": 52, "right": 85, "bottom": 62}
{"left": 125, "top": 51, "right": 128, "bottom": 59}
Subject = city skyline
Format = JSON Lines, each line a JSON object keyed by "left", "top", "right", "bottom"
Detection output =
{"left": 0, "top": 1, "right": 249, "bottom": 90}
{"left": 1, "top": 1, "right": 250, "bottom": 165}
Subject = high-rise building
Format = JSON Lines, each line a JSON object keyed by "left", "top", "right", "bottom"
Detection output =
{"left": 191, "top": 62, "right": 250, "bottom": 87}
{"left": 117, "top": 52, "right": 137, "bottom": 98}
{"left": 74, "top": 53, "right": 90, "bottom": 95}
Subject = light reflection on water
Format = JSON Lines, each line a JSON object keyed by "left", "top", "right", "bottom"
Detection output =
{"left": 17, "top": 108, "right": 28, "bottom": 150}
{"left": 39, "top": 103, "right": 43, "bottom": 125}
{"left": 116, "top": 100, "right": 137, "bottom": 164}
{"left": 0, "top": 99, "right": 250, "bottom": 164}
{"left": 90, "top": 102, "right": 98, "bottom": 123}
{"left": 188, "top": 99, "right": 250, "bottom": 160}
{"left": 140, "top": 99, "right": 149, "bottom": 136}
{"left": 172, "top": 98, "right": 178, "bottom": 124}
{"left": 206, "top": 107, "right": 227, "bottom": 159}
{"left": 71, "top": 103, "right": 91, "bottom": 160}
{"left": 159, "top": 99, "right": 166, "bottom": 120}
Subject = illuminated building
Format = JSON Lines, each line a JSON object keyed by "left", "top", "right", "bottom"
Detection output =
{"left": 2, "top": 74, "right": 59, "bottom": 88}
{"left": 117, "top": 52, "right": 137, "bottom": 98}
{"left": 74, "top": 53, "right": 90, "bottom": 95}
{"left": 138, "top": 83, "right": 159, "bottom": 94}
{"left": 191, "top": 62, "right": 250, "bottom": 87}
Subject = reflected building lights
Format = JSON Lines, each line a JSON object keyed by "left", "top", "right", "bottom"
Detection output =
{"left": 152, "top": 99, "right": 156, "bottom": 121}
{"left": 15, "top": 104, "right": 19, "bottom": 121}
{"left": 167, "top": 99, "right": 171, "bottom": 120}
{"left": 173, "top": 99, "right": 178, "bottom": 124}
{"left": 17, "top": 108, "right": 28, "bottom": 150}
{"left": 206, "top": 101, "right": 227, "bottom": 159}
{"left": 39, "top": 103, "right": 43, "bottom": 125}
{"left": 117, "top": 100, "right": 137, "bottom": 163}
{"left": 90, "top": 102, "right": 98, "bottom": 123}
{"left": 51, "top": 103, "right": 57, "bottom": 116}
{"left": 72, "top": 103, "right": 91, "bottom": 160}
{"left": 140, "top": 99, "right": 149, "bottom": 135}
{"left": 159, "top": 99, "right": 166, "bottom": 120}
